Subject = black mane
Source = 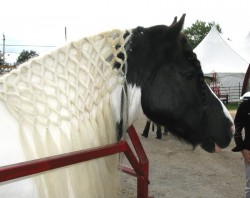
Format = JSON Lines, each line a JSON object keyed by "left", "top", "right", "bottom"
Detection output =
{"left": 126, "top": 24, "right": 204, "bottom": 87}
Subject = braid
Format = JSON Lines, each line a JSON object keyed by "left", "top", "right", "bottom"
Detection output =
{"left": 181, "top": 35, "right": 207, "bottom": 106}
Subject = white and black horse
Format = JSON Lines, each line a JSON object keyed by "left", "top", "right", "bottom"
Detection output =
{"left": 0, "top": 14, "right": 234, "bottom": 197}
{"left": 118, "top": 14, "right": 233, "bottom": 152}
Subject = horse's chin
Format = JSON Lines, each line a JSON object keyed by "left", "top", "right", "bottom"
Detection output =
{"left": 200, "top": 142, "right": 224, "bottom": 153}
{"left": 214, "top": 144, "right": 222, "bottom": 153}
{"left": 200, "top": 125, "right": 233, "bottom": 153}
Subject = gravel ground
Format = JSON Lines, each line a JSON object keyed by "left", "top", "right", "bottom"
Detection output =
{"left": 119, "top": 111, "right": 245, "bottom": 198}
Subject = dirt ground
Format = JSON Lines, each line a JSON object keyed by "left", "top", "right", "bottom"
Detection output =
{"left": 119, "top": 111, "right": 246, "bottom": 198}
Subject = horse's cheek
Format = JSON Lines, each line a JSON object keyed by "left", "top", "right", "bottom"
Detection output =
{"left": 141, "top": 91, "right": 168, "bottom": 124}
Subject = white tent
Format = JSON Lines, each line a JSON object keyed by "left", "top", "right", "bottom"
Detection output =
{"left": 194, "top": 26, "right": 249, "bottom": 101}
{"left": 236, "top": 32, "right": 250, "bottom": 63}
{"left": 194, "top": 27, "right": 249, "bottom": 101}
{"left": 222, "top": 31, "right": 250, "bottom": 95}
{"left": 237, "top": 32, "right": 250, "bottom": 94}
{"left": 194, "top": 26, "right": 249, "bottom": 74}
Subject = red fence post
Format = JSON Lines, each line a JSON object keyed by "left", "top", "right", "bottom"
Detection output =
{"left": 127, "top": 126, "right": 151, "bottom": 198}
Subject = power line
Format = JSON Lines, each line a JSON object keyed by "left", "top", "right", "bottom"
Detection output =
{"left": 0, "top": 44, "right": 56, "bottom": 48}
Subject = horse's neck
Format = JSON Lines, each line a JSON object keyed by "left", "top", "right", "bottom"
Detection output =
{"left": 109, "top": 29, "right": 144, "bottom": 129}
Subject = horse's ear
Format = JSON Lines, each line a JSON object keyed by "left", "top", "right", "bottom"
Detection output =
{"left": 168, "top": 14, "right": 186, "bottom": 36}
{"left": 170, "top": 16, "right": 177, "bottom": 26}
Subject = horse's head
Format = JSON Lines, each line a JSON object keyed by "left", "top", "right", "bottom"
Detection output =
{"left": 126, "top": 14, "right": 234, "bottom": 153}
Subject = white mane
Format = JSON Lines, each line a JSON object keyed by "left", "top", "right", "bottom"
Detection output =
{"left": 0, "top": 30, "right": 130, "bottom": 197}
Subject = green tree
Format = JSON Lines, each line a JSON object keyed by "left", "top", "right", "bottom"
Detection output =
{"left": 0, "top": 58, "right": 4, "bottom": 66}
{"left": 0, "top": 52, "right": 5, "bottom": 65}
{"left": 183, "top": 20, "right": 222, "bottom": 49}
{"left": 16, "top": 50, "right": 39, "bottom": 65}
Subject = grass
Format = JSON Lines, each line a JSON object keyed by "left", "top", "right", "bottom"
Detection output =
{"left": 225, "top": 102, "right": 239, "bottom": 111}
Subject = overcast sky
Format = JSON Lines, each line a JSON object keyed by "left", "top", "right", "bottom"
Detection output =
{"left": 1, "top": 0, "right": 250, "bottom": 56}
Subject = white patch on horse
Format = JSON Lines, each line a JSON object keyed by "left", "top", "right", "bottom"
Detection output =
{"left": 207, "top": 84, "right": 233, "bottom": 123}
{"left": 127, "top": 84, "right": 142, "bottom": 126}
{"left": 110, "top": 84, "right": 142, "bottom": 127}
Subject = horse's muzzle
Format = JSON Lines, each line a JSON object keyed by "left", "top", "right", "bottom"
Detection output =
{"left": 215, "top": 144, "right": 222, "bottom": 153}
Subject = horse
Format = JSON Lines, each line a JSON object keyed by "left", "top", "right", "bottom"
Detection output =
{"left": 0, "top": 14, "right": 234, "bottom": 198}
{"left": 141, "top": 119, "right": 168, "bottom": 139}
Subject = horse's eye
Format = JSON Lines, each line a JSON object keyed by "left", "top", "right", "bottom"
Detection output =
{"left": 182, "top": 72, "right": 194, "bottom": 80}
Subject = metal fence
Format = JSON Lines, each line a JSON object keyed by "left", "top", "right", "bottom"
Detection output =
{"left": 219, "top": 85, "right": 242, "bottom": 102}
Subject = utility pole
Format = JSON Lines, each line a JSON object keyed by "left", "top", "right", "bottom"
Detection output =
{"left": 2, "top": 33, "right": 5, "bottom": 63}
{"left": 65, "top": 27, "right": 67, "bottom": 42}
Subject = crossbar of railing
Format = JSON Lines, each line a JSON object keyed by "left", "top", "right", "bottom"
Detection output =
{"left": 0, "top": 125, "right": 153, "bottom": 198}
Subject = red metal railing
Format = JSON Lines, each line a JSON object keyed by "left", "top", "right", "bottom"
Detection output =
{"left": 0, "top": 125, "right": 153, "bottom": 198}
